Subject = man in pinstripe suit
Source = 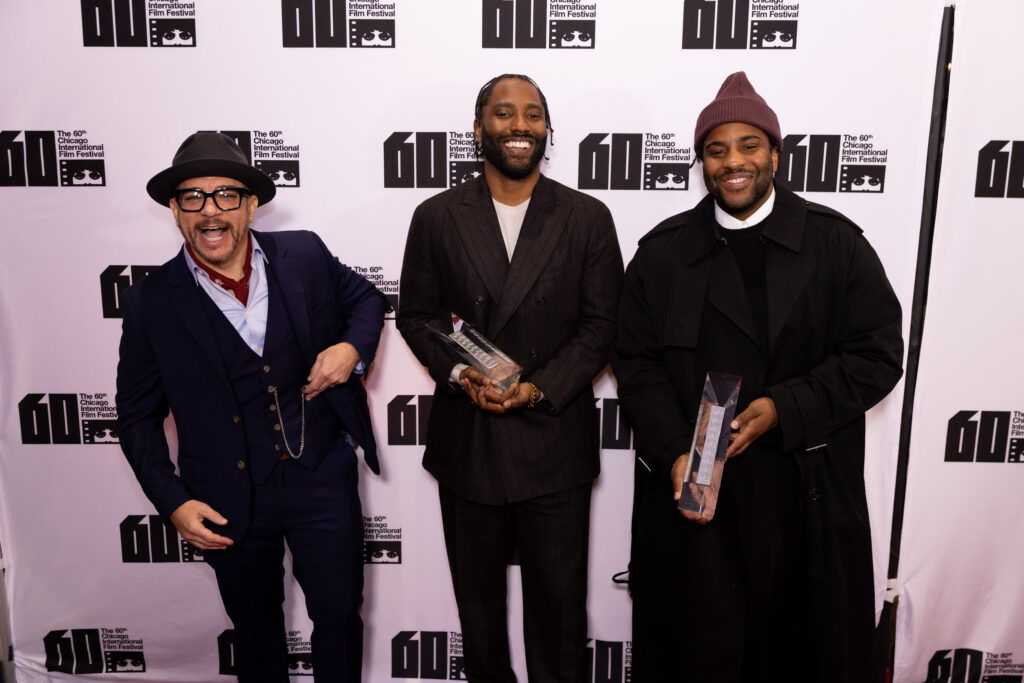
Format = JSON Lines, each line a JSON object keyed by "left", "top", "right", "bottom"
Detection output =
{"left": 397, "top": 74, "right": 623, "bottom": 683}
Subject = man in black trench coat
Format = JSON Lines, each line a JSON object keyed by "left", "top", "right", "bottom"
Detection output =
{"left": 612, "top": 72, "right": 904, "bottom": 682}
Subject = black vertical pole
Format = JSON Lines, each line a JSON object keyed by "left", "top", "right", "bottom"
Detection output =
{"left": 879, "top": 6, "right": 956, "bottom": 682}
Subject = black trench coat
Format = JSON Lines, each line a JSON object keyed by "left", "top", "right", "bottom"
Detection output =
{"left": 612, "top": 186, "right": 903, "bottom": 682}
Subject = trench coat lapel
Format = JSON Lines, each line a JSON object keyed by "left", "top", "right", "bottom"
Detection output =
{"left": 684, "top": 197, "right": 760, "bottom": 349}
{"left": 167, "top": 250, "right": 231, "bottom": 389}
{"left": 449, "top": 178, "right": 509, "bottom": 316}
{"left": 491, "top": 176, "right": 567, "bottom": 336}
{"left": 762, "top": 188, "right": 815, "bottom": 356}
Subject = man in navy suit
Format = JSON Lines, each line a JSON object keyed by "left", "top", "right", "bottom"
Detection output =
{"left": 116, "top": 132, "right": 386, "bottom": 682}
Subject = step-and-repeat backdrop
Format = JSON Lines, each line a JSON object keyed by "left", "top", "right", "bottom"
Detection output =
{"left": 894, "top": 1, "right": 1024, "bottom": 681}
{"left": 4, "top": 1, "right": 1012, "bottom": 681}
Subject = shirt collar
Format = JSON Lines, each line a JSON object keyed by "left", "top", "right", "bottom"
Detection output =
{"left": 183, "top": 232, "right": 267, "bottom": 284}
{"left": 714, "top": 184, "right": 776, "bottom": 230}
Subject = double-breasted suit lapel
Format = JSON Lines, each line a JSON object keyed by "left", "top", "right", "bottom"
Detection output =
{"left": 449, "top": 177, "right": 570, "bottom": 339}
{"left": 449, "top": 179, "right": 509, "bottom": 323}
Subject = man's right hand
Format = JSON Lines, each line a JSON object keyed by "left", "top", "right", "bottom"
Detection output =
{"left": 169, "top": 499, "right": 234, "bottom": 550}
{"left": 671, "top": 454, "right": 709, "bottom": 525}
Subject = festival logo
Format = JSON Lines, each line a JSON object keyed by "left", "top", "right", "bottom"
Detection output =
{"left": 944, "top": 410, "right": 1024, "bottom": 463}
{"left": 101, "top": 265, "right": 158, "bottom": 319}
{"left": 350, "top": 265, "right": 398, "bottom": 319}
{"left": 364, "top": 514, "right": 403, "bottom": 564}
{"left": 578, "top": 133, "right": 691, "bottom": 191}
{"left": 216, "top": 130, "right": 302, "bottom": 189}
{"left": 584, "top": 639, "right": 631, "bottom": 683}
{"left": 922, "top": 648, "right": 1024, "bottom": 683}
{"left": 120, "top": 514, "right": 205, "bottom": 563}
{"left": 218, "top": 630, "right": 316, "bottom": 676}
{"left": 975, "top": 141, "right": 1024, "bottom": 198}
{"left": 282, "top": 0, "right": 397, "bottom": 48}
{"left": 383, "top": 132, "right": 483, "bottom": 189}
{"left": 19, "top": 393, "right": 117, "bottom": 445}
{"left": 392, "top": 631, "right": 466, "bottom": 680}
{"left": 681, "top": 0, "right": 798, "bottom": 50}
{"left": 387, "top": 395, "right": 433, "bottom": 446}
{"left": 80, "top": 0, "right": 196, "bottom": 47}
{"left": 0, "top": 130, "right": 106, "bottom": 187}
{"left": 44, "top": 628, "right": 146, "bottom": 674}
{"left": 481, "top": 0, "right": 597, "bottom": 49}
{"left": 775, "top": 133, "right": 888, "bottom": 194}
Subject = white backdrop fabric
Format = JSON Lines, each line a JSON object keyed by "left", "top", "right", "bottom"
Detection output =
{"left": 0, "top": 1, "right": 949, "bottom": 681}
{"left": 894, "top": 1, "right": 1024, "bottom": 681}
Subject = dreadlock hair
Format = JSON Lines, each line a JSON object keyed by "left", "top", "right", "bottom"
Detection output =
{"left": 473, "top": 74, "right": 555, "bottom": 158}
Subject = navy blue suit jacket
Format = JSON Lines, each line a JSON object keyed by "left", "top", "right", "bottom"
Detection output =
{"left": 116, "top": 229, "right": 386, "bottom": 541}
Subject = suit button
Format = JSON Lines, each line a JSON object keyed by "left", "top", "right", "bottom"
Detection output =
{"left": 267, "top": 385, "right": 277, "bottom": 393}
{"left": 535, "top": 296, "right": 545, "bottom": 304}
{"left": 530, "top": 349, "right": 538, "bottom": 359}
{"left": 807, "top": 488, "right": 820, "bottom": 502}
{"left": 269, "top": 404, "right": 277, "bottom": 412}
{"left": 474, "top": 296, "right": 484, "bottom": 305}
{"left": 263, "top": 365, "right": 271, "bottom": 373}
{"left": 273, "top": 424, "right": 281, "bottom": 431}
{"left": 236, "top": 460, "right": 246, "bottom": 470}
{"left": 274, "top": 444, "right": 281, "bottom": 452}
{"left": 232, "top": 415, "right": 240, "bottom": 424}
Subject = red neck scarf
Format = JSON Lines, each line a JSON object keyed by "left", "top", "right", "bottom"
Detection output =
{"left": 186, "top": 235, "right": 253, "bottom": 306}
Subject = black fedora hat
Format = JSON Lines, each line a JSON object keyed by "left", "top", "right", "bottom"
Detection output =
{"left": 146, "top": 131, "right": 277, "bottom": 206}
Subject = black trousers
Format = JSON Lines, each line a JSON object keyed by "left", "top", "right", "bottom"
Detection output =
{"left": 204, "top": 443, "right": 364, "bottom": 683}
{"left": 439, "top": 482, "right": 592, "bottom": 683}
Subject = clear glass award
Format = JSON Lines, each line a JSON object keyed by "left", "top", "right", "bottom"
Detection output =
{"left": 677, "top": 372, "right": 742, "bottom": 520}
{"left": 426, "top": 313, "right": 522, "bottom": 392}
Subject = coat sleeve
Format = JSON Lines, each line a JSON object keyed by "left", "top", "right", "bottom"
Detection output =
{"left": 766, "top": 230, "right": 904, "bottom": 452}
{"left": 525, "top": 200, "right": 623, "bottom": 413}
{"left": 313, "top": 231, "right": 387, "bottom": 365}
{"left": 115, "top": 288, "right": 192, "bottom": 519}
{"left": 395, "top": 200, "right": 466, "bottom": 389}
{"left": 611, "top": 250, "right": 693, "bottom": 489}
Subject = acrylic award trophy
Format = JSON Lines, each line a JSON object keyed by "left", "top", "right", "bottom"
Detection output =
{"left": 426, "top": 313, "right": 522, "bottom": 392}
{"left": 677, "top": 372, "right": 742, "bottom": 520}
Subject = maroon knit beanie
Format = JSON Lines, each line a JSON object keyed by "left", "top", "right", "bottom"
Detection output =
{"left": 694, "top": 71, "right": 781, "bottom": 159}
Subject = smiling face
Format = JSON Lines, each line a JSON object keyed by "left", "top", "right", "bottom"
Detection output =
{"left": 474, "top": 78, "right": 548, "bottom": 181}
{"left": 701, "top": 122, "right": 778, "bottom": 220}
{"left": 170, "top": 175, "right": 257, "bottom": 275}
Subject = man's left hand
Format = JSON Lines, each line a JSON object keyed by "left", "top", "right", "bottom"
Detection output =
{"left": 460, "top": 367, "right": 532, "bottom": 413}
{"left": 304, "top": 342, "right": 361, "bottom": 400}
{"left": 726, "top": 396, "right": 779, "bottom": 459}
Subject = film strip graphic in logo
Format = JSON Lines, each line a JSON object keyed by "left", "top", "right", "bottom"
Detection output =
{"left": 80, "top": 0, "right": 196, "bottom": 47}
{"left": 383, "top": 132, "right": 483, "bottom": 189}
{"left": 681, "top": 0, "right": 798, "bottom": 50}
{"left": 282, "top": 0, "right": 397, "bottom": 47}
{"left": 482, "top": 0, "right": 597, "bottom": 49}
{"left": 1, "top": 131, "right": 107, "bottom": 187}
{"left": 578, "top": 133, "right": 692, "bottom": 191}
{"left": 216, "top": 130, "right": 302, "bottom": 189}
{"left": 776, "top": 133, "right": 888, "bottom": 194}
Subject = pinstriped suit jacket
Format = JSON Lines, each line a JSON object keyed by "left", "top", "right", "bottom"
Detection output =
{"left": 397, "top": 175, "right": 624, "bottom": 504}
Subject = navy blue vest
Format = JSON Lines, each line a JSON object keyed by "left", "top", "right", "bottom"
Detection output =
{"left": 197, "top": 265, "right": 344, "bottom": 484}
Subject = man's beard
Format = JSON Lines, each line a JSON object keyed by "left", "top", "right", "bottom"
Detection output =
{"left": 479, "top": 128, "right": 546, "bottom": 180}
{"left": 703, "top": 164, "right": 774, "bottom": 218}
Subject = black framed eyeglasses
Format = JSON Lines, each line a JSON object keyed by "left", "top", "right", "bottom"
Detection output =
{"left": 174, "top": 187, "right": 253, "bottom": 212}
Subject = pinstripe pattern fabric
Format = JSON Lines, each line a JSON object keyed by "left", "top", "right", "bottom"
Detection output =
{"left": 397, "top": 175, "right": 624, "bottom": 505}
